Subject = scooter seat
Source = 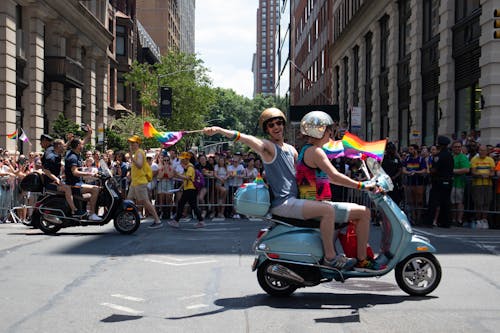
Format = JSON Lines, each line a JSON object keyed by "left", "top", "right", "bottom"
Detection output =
{"left": 271, "top": 215, "right": 348, "bottom": 230}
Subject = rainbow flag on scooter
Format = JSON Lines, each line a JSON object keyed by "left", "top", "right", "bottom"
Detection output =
{"left": 342, "top": 132, "right": 386, "bottom": 161}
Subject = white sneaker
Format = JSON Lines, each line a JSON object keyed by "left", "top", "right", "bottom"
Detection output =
{"left": 233, "top": 214, "right": 240, "bottom": 219}
{"left": 89, "top": 213, "right": 102, "bottom": 221}
{"left": 482, "top": 219, "right": 489, "bottom": 229}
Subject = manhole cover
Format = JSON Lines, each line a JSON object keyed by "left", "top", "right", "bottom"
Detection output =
{"left": 323, "top": 279, "right": 399, "bottom": 292}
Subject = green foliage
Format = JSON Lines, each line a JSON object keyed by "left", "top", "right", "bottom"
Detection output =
{"left": 51, "top": 113, "right": 86, "bottom": 140}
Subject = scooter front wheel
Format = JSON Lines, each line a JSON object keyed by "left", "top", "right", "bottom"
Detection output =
{"left": 113, "top": 210, "right": 140, "bottom": 234}
{"left": 395, "top": 253, "right": 441, "bottom": 296}
{"left": 257, "top": 261, "right": 298, "bottom": 297}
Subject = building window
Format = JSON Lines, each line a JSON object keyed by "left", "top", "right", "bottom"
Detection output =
{"left": 117, "top": 81, "right": 125, "bottom": 103}
{"left": 423, "top": 97, "right": 437, "bottom": 145}
{"left": 380, "top": 15, "right": 389, "bottom": 71}
{"left": 455, "top": 84, "right": 481, "bottom": 135}
{"left": 423, "top": 0, "right": 440, "bottom": 42}
{"left": 116, "top": 25, "right": 126, "bottom": 56}
{"left": 455, "top": 0, "right": 480, "bottom": 22}
{"left": 399, "top": 0, "right": 411, "bottom": 57}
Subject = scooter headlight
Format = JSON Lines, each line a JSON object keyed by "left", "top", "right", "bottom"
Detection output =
{"left": 258, "top": 243, "right": 268, "bottom": 251}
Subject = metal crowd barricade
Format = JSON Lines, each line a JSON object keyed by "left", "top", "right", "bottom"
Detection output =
{"left": 0, "top": 176, "right": 13, "bottom": 221}
{"left": 150, "top": 175, "right": 236, "bottom": 218}
{"left": 0, "top": 176, "right": 42, "bottom": 223}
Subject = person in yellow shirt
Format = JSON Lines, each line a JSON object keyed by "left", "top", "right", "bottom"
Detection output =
{"left": 168, "top": 152, "right": 205, "bottom": 228}
{"left": 470, "top": 145, "right": 495, "bottom": 227}
{"left": 127, "top": 135, "right": 162, "bottom": 228}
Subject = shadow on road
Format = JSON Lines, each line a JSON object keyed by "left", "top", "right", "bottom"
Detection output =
{"left": 165, "top": 292, "right": 435, "bottom": 323}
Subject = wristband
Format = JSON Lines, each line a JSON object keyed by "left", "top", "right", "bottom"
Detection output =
{"left": 234, "top": 131, "right": 241, "bottom": 142}
{"left": 229, "top": 131, "right": 238, "bottom": 140}
{"left": 357, "top": 181, "right": 365, "bottom": 190}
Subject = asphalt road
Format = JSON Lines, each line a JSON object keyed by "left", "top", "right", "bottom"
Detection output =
{"left": 0, "top": 218, "right": 499, "bottom": 333}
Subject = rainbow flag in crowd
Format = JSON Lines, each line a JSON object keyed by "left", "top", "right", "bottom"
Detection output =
{"left": 342, "top": 132, "right": 386, "bottom": 161}
{"left": 143, "top": 121, "right": 184, "bottom": 147}
{"left": 322, "top": 139, "right": 345, "bottom": 159}
{"left": 7, "top": 130, "right": 18, "bottom": 140}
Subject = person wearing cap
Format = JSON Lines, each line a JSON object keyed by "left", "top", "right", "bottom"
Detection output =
{"left": 426, "top": 135, "right": 454, "bottom": 228}
{"left": 168, "top": 152, "right": 205, "bottom": 228}
{"left": 127, "top": 135, "right": 162, "bottom": 228}
{"left": 204, "top": 108, "right": 374, "bottom": 270}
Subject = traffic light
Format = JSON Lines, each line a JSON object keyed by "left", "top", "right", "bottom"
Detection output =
{"left": 159, "top": 86, "right": 172, "bottom": 118}
{"left": 495, "top": 9, "right": 500, "bottom": 39}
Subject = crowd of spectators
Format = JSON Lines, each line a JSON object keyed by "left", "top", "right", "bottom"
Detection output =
{"left": 0, "top": 128, "right": 499, "bottom": 229}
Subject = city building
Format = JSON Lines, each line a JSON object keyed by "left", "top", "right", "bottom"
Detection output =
{"left": 0, "top": 0, "right": 161, "bottom": 153}
{"left": 136, "top": 0, "right": 180, "bottom": 55}
{"left": 0, "top": 0, "right": 112, "bottom": 153}
{"left": 288, "top": 0, "right": 499, "bottom": 147}
{"left": 254, "top": 0, "right": 280, "bottom": 97}
{"left": 289, "top": 0, "right": 332, "bottom": 107}
{"left": 275, "top": 0, "right": 291, "bottom": 104}
{"left": 179, "top": 0, "right": 195, "bottom": 54}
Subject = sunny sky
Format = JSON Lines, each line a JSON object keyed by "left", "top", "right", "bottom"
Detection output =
{"left": 195, "top": 1, "right": 257, "bottom": 98}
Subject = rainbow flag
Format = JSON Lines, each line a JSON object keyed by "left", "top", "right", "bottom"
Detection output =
{"left": 253, "top": 173, "right": 266, "bottom": 186}
{"left": 342, "top": 132, "right": 386, "bottom": 161}
{"left": 322, "top": 139, "right": 345, "bottom": 159}
{"left": 143, "top": 121, "right": 184, "bottom": 147}
{"left": 7, "top": 130, "right": 18, "bottom": 140}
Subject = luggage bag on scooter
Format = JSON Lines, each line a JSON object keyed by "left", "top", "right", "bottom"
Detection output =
{"left": 338, "top": 222, "right": 375, "bottom": 259}
{"left": 234, "top": 183, "right": 270, "bottom": 217}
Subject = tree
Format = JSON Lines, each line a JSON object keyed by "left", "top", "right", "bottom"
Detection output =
{"left": 124, "top": 51, "right": 216, "bottom": 150}
{"left": 51, "top": 113, "right": 86, "bottom": 141}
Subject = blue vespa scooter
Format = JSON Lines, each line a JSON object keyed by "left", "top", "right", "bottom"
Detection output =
{"left": 236, "top": 157, "right": 441, "bottom": 297}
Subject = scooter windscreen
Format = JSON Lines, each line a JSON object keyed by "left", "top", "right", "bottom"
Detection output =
{"left": 366, "top": 157, "right": 394, "bottom": 192}
{"left": 99, "top": 159, "right": 112, "bottom": 178}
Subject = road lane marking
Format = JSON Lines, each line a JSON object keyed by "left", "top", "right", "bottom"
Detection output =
{"left": 178, "top": 294, "right": 206, "bottom": 300}
{"left": 186, "top": 304, "right": 209, "bottom": 309}
{"left": 144, "top": 258, "right": 217, "bottom": 266}
{"left": 111, "top": 294, "right": 145, "bottom": 302}
{"left": 101, "top": 303, "right": 143, "bottom": 315}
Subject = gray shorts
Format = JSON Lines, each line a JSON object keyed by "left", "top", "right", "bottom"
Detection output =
{"left": 270, "top": 197, "right": 306, "bottom": 219}
{"left": 271, "top": 198, "right": 356, "bottom": 223}
{"left": 450, "top": 187, "right": 464, "bottom": 204}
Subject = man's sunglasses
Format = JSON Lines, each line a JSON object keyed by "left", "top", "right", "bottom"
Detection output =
{"left": 267, "top": 119, "right": 284, "bottom": 129}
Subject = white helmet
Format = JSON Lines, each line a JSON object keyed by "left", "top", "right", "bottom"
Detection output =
{"left": 300, "top": 111, "right": 334, "bottom": 139}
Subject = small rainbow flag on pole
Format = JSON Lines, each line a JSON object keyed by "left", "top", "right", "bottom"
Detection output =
{"left": 7, "top": 129, "right": 18, "bottom": 140}
{"left": 322, "top": 139, "right": 345, "bottom": 159}
{"left": 143, "top": 121, "right": 184, "bottom": 147}
{"left": 342, "top": 132, "right": 386, "bottom": 161}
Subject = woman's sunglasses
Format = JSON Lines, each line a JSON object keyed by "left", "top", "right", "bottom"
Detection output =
{"left": 267, "top": 119, "right": 284, "bottom": 129}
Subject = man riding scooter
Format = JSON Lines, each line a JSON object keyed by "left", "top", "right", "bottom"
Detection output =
{"left": 203, "top": 108, "right": 377, "bottom": 270}
{"left": 64, "top": 138, "right": 101, "bottom": 221}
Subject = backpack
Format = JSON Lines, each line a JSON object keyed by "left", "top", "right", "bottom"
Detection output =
{"left": 193, "top": 168, "right": 205, "bottom": 190}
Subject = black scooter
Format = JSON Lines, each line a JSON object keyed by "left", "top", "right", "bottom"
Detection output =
{"left": 31, "top": 161, "right": 140, "bottom": 235}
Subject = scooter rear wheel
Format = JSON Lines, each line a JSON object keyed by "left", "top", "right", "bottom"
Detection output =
{"left": 113, "top": 210, "right": 140, "bottom": 234}
{"left": 257, "top": 261, "right": 298, "bottom": 297}
{"left": 38, "top": 216, "right": 62, "bottom": 235}
{"left": 395, "top": 253, "right": 441, "bottom": 296}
